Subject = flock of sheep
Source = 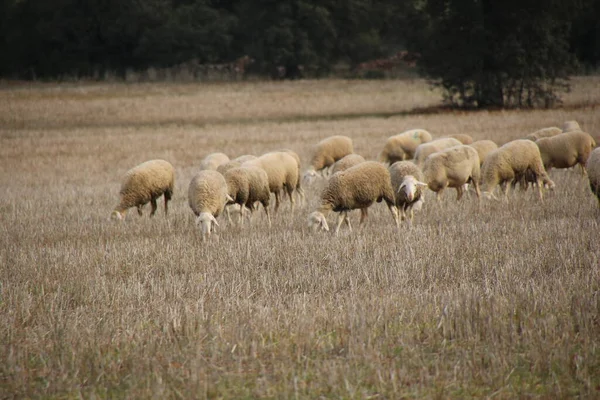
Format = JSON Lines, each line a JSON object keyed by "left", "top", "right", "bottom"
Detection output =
{"left": 111, "top": 120, "right": 600, "bottom": 237}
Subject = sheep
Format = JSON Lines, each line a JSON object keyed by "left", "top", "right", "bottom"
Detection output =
{"left": 535, "top": 131, "right": 597, "bottom": 174}
{"left": 389, "top": 161, "right": 427, "bottom": 224}
{"left": 279, "top": 149, "right": 306, "bottom": 205}
{"left": 233, "top": 154, "right": 257, "bottom": 163}
{"left": 223, "top": 166, "right": 271, "bottom": 226}
{"left": 111, "top": 159, "right": 175, "bottom": 220}
{"left": 303, "top": 135, "right": 354, "bottom": 181}
{"left": 447, "top": 134, "right": 474, "bottom": 145}
{"left": 378, "top": 129, "right": 433, "bottom": 164}
{"left": 199, "top": 152, "right": 230, "bottom": 171}
{"left": 413, "top": 137, "right": 463, "bottom": 167}
{"left": 422, "top": 145, "right": 481, "bottom": 200}
{"left": 307, "top": 161, "right": 399, "bottom": 235}
{"left": 242, "top": 151, "right": 300, "bottom": 213}
{"left": 586, "top": 147, "right": 600, "bottom": 207}
{"left": 525, "top": 127, "right": 562, "bottom": 141}
{"left": 216, "top": 160, "right": 242, "bottom": 175}
{"left": 188, "top": 170, "right": 232, "bottom": 239}
{"left": 469, "top": 140, "right": 498, "bottom": 166}
{"left": 562, "top": 120, "right": 581, "bottom": 132}
{"left": 331, "top": 153, "right": 366, "bottom": 175}
{"left": 480, "top": 139, "right": 554, "bottom": 201}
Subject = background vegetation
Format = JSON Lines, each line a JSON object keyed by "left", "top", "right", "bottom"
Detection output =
{"left": 1, "top": 77, "right": 599, "bottom": 398}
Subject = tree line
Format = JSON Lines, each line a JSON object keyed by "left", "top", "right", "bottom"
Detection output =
{"left": 1, "top": 0, "right": 599, "bottom": 108}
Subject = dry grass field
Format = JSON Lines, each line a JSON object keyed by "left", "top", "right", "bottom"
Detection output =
{"left": 1, "top": 77, "right": 600, "bottom": 399}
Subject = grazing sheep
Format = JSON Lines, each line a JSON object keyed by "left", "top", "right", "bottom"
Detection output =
{"left": 216, "top": 160, "right": 242, "bottom": 175}
{"left": 242, "top": 151, "right": 300, "bottom": 213}
{"left": 331, "top": 153, "right": 366, "bottom": 175}
{"left": 562, "top": 120, "right": 581, "bottom": 132}
{"left": 480, "top": 140, "right": 554, "bottom": 201}
{"left": 535, "top": 131, "right": 597, "bottom": 173}
{"left": 188, "top": 170, "right": 232, "bottom": 239}
{"left": 586, "top": 148, "right": 600, "bottom": 207}
{"left": 111, "top": 159, "right": 175, "bottom": 220}
{"left": 469, "top": 140, "right": 498, "bottom": 166}
{"left": 447, "top": 134, "right": 474, "bottom": 145}
{"left": 304, "top": 135, "right": 354, "bottom": 181}
{"left": 422, "top": 145, "right": 481, "bottom": 200}
{"left": 224, "top": 166, "right": 271, "bottom": 226}
{"left": 279, "top": 149, "right": 306, "bottom": 205}
{"left": 199, "top": 152, "right": 230, "bottom": 171}
{"left": 414, "top": 137, "right": 462, "bottom": 167}
{"left": 525, "top": 127, "right": 562, "bottom": 141}
{"left": 389, "top": 161, "right": 427, "bottom": 224}
{"left": 307, "top": 161, "right": 399, "bottom": 234}
{"left": 233, "top": 154, "right": 257, "bottom": 163}
{"left": 378, "top": 129, "right": 433, "bottom": 164}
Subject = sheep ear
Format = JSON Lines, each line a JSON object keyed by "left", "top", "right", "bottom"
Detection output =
{"left": 416, "top": 181, "right": 428, "bottom": 188}
{"left": 226, "top": 194, "right": 234, "bottom": 202}
{"left": 397, "top": 183, "right": 406, "bottom": 193}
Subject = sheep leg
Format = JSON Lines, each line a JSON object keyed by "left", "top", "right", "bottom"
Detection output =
{"left": 388, "top": 204, "right": 400, "bottom": 228}
{"left": 239, "top": 204, "right": 245, "bottom": 225}
{"left": 503, "top": 182, "right": 511, "bottom": 202}
{"left": 344, "top": 212, "right": 352, "bottom": 231}
{"left": 149, "top": 198, "right": 158, "bottom": 217}
{"left": 334, "top": 213, "right": 345, "bottom": 235}
{"left": 137, "top": 205, "right": 143, "bottom": 216}
{"left": 263, "top": 203, "right": 271, "bottom": 228}
{"left": 359, "top": 208, "right": 368, "bottom": 224}
{"left": 286, "top": 186, "right": 295, "bottom": 211}
{"left": 456, "top": 186, "right": 464, "bottom": 201}
{"left": 536, "top": 179, "right": 544, "bottom": 202}
{"left": 274, "top": 192, "right": 281, "bottom": 213}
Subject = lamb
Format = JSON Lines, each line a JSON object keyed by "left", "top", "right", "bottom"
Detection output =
{"left": 447, "top": 134, "right": 474, "bottom": 145}
{"left": 111, "top": 159, "right": 175, "bottom": 220}
{"left": 535, "top": 131, "right": 597, "bottom": 173}
{"left": 378, "top": 129, "right": 433, "bottom": 164}
{"left": 303, "top": 135, "right": 354, "bottom": 181}
{"left": 480, "top": 139, "right": 554, "bottom": 201}
{"left": 389, "top": 161, "right": 427, "bottom": 224}
{"left": 199, "top": 152, "right": 230, "bottom": 171}
{"left": 242, "top": 151, "right": 300, "bottom": 212}
{"left": 525, "top": 127, "right": 562, "bottom": 141}
{"left": 422, "top": 145, "right": 481, "bottom": 200}
{"left": 586, "top": 147, "right": 600, "bottom": 207}
{"left": 188, "top": 170, "right": 232, "bottom": 239}
{"left": 307, "top": 161, "right": 399, "bottom": 234}
{"left": 413, "top": 137, "right": 463, "bottom": 167}
{"left": 562, "top": 120, "right": 581, "bottom": 132}
{"left": 223, "top": 166, "right": 271, "bottom": 226}
{"left": 331, "top": 153, "right": 366, "bottom": 175}
{"left": 469, "top": 140, "right": 498, "bottom": 166}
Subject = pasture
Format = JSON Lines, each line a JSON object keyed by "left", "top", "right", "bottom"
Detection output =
{"left": 1, "top": 77, "right": 599, "bottom": 398}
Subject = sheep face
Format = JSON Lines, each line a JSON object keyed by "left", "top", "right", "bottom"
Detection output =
{"left": 111, "top": 210, "right": 125, "bottom": 221}
{"left": 308, "top": 211, "right": 329, "bottom": 232}
{"left": 196, "top": 212, "right": 219, "bottom": 238}
{"left": 398, "top": 176, "right": 427, "bottom": 203}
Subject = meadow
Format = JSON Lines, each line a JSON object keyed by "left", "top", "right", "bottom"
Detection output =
{"left": 1, "top": 77, "right": 599, "bottom": 398}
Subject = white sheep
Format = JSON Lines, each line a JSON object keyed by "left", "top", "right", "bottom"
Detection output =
{"left": 562, "top": 120, "right": 581, "bottom": 132}
{"left": 447, "top": 134, "right": 474, "bottom": 145}
{"left": 469, "top": 140, "right": 498, "bottom": 166}
{"left": 216, "top": 160, "right": 242, "bottom": 175}
{"left": 525, "top": 127, "right": 562, "bottom": 141}
{"left": 378, "top": 129, "right": 433, "bottom": 164}
{"left": 307, "top": 161, "right": 399, "bottom": 234}
{"left": 331, "top": 153, "right": 366, "bottom": 175}
{"left": 188, "top": 170, "right": 232, "bottom": 239}
{"left": 422, "top": 145, "right": 481, "bottom": 200}
{"left": 199, "top": 152, "right": 230, "bottom": 171}
{"left": 586, "top": 147, "right": 600, "bottom": 207}
{"left": 389, "top": 161, "right": 427, "bottom": 224}
{"left": 111, "top": 159, "right": 175, "bottom": 220}
{"left": 242, "top": 151, "right": 300, "bottom": 213}
{"left": 223, "top": 166, "right": 271, "bottom": 226}
{"left": 535, "top": 131, "right": 597, "bottom": 173}
{"left": 232, "top": 154, "right": 257, "bottom": 163}
{"left": 480, "top": 139, "right": 554, "bottom": 201}
{"left": 303, "top": 135, "right": 354, "bottom": 181}
{"left": 279, "top": 149, "right": 306, "bottom": 205}
{"left": 413, "top": 137, "right": 463, "bottom": 167}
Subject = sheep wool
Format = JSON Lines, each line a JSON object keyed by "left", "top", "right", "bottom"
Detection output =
{"left": 525, "top": 127, "right": 562, "bottom": 141}
{"left": 199, "top": 152, "right": 230, "bottom": 171}
{"left": 188, "top": 170, "right": 231, "bottom": 239}
{"left": 586, "top": 148, "right": 600, "bottom": 207}
{"left": 447, "top": 134, "right": 474, "bottom": 145}
{"left": 304, "top": 135, "right": 354, "bottom": 180}
{"left": 422, "top": 145, "right": 481, "bottom": 200}
{"left": 111, "top": 159, "right": 175, "bottom": 220}
{"left": 562, "top": 120, "right": 581, "bottom": 132}
{"left": 378, "top": 129, "right": 433, "bottom": 164}
{"left": 469, "top": 140, "right": 498, "bottom": 166}
{"left": 224, "top": 166, "right": 271, "bottom": 226}
{"left": 414, "top": 137, "right": 462, "bottom": 167}
{"left": 389, "top": 161, "right": 427, "bottom": 223}
{"left": 480, "top": 139, "right": 554, "bottom": 201}
{"left": 308, "top": 161, "right": 399, "bottom": 234}
{"left": 535, "top": 131, "right": 597, "bottom": 172}
{"left": 331, "top": 154, "right": 366, "bottom": 175}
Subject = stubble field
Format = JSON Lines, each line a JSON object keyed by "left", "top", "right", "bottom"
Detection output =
{"left": 1, "top": 77, "right": 600, "bottom": 398}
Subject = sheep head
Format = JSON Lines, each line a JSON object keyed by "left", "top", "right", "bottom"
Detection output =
{"left": 110, "top": 210, "right": 125, "bottom": 221}
{"left": 307, "top": 211, "right": 329, "bottom": 232}
{"left": 398, "top": 176, "right": 428, "bottom": 202}
{"left": 196, "top": 212, "right": 219, "bottom": 238}
{"left": 303, "top": 169, "right": 319, "bottom": 184}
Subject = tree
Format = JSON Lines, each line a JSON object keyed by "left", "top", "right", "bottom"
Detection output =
{"left": 407, "top": 0, "right": 576, "bottom": 108}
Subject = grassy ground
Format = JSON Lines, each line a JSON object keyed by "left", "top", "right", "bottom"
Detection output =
{"left": 1, "top": 77, "right": 599, "bottom": 399}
